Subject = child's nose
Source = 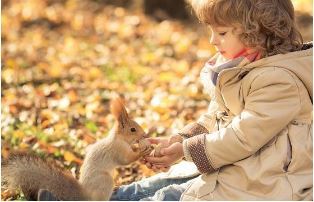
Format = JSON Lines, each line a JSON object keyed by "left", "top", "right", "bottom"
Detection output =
{"left": 210, "top": 34, "right": 219, "bottom": 46}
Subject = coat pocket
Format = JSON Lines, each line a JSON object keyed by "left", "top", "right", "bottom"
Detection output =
{"left": 287, "top": 121, "right": 312, "bottom": 171}
{"left": 256, "top": 127, "right": 292, "bottom": 173}
{"left": 286, "top": 121, "right": 312, "bottom": 199}
{"left": 283, "top": 133, "right": 292, "bottom": 172}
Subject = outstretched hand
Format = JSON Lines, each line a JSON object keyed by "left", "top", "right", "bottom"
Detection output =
{"left": 140, "top": 135, "right": 184, "bottom": 172}
{"left": 145, "top": 142, "right": 184, "bottom": 166}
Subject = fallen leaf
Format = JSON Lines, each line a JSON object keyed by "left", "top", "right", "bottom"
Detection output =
{"left": 64, "top": 150, "right": 83, "bottom": 165}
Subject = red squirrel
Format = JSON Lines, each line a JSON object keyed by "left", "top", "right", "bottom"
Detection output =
{"left": 2, "top": 98, "right": 153, "bottom": 200}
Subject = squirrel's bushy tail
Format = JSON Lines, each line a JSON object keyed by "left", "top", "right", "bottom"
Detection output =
{"left": 2, "top": 153, "right": 88, "bottom": 201}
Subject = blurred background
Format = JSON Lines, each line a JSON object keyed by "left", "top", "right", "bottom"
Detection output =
{"left": 1, "top": 0, "right": 312, "bottom": 200}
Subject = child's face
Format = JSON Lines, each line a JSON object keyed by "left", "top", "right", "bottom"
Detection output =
{"left": 209, "top": 25, "right": 246, "bottom": 60}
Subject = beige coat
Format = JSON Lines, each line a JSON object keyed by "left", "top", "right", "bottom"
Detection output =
{"left": 181, "top": 46, "right": 313, "bottom": 200}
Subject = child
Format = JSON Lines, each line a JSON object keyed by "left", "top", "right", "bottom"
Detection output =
{"left": 111, "top": 0, "right": 312, "bottom": 200}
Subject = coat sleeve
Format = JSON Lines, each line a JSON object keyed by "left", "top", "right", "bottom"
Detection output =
{"left": 178, "top": 98, "right": 218, "bottom": 163}
{"left": 196, "top": 97, "right": 220, "bottom": 132}
{"left": 183, "top": 68, "right": 302, "bottom": 173}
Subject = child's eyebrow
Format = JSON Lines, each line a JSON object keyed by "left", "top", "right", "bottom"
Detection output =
{"left": 210, "top": 26, "right": 230, "bottom": 32}
{"left": 216, "top": 27, "right": 230, "bottom": 31}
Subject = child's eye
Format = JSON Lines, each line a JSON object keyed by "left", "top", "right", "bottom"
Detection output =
{"left": 130, "top": 128, "right": 136, "bottom": 132}
{"left": 219, "top": 32, "right": 227, "bottom": 36}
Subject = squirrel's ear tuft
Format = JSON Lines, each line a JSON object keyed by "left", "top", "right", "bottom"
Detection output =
{"left": 110, "top": 97, "right": 129, "bottom": 127}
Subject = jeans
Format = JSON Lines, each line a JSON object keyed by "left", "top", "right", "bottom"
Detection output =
{"left": 110, "top": 172, "right": 197, "bottom": 201}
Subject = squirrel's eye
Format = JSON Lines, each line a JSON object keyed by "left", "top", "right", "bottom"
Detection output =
{"left": 130, "top": 128, "right": 136, "bottom": 132}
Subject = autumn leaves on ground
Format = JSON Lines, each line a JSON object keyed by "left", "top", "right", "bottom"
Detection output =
{"left": 1, "top": 0, "right": 212, "bottom": 200}
{"left": 1, "top": 0, "right": 312, "bottom": 200}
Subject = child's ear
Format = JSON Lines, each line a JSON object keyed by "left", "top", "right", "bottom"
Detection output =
{"left": 110, "top": 97, "right": 129, "bottom": 128}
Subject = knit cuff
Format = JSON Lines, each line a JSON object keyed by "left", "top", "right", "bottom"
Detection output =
{"left": 184, "top": 134, "right": 217, "bottom": 174}
{"left": 178, "top": 122, "right": 209, "bottom": 139}
{"left": 182, "top": 140, "right": 193, "bottom": 162}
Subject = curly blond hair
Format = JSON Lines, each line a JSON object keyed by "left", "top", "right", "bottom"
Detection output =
{"left": 188, "top": 0, "right": 303, "bottom": 56}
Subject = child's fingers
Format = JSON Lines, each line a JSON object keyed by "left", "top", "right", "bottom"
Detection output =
{"left": 146, "top": 162, "right": 153, "bottom": 169}
{"left": 152, "top": 166, "right": 159, "bottom": 172}
{"left": 160, "top": 143, "right": 179, "bottom": 155}
{"left": 155, "top": 164, "right": 168, "bottom": 169}
{"left": 139, "top": 157, "right": 153, "bottom": 169}
{"left": 151, "top": 163, "right": 166, "bottom": 167}
{"left": 160, "top": 166, "right": 170, "bottom": 172}
{"left": 151, "top": 164, "right": 170, "bottom": 172}
{"left": 151, "top": 164, "right": 167, "bottom": 172}
{"left": 160, "top": 147, "right": 172, "bottom": 156}
{"left": 145, "top": 137, "right": 161, "bottom": 145}
{"left": 139, "top": 158, "right": 146, "bottom": 164}
{"left": 145, "top": 155, "right": 168, "bottom": 164}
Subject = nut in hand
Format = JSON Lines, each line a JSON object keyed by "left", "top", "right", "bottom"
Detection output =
{"left": 151, "top": 144, "right": 162, "bottom": 157}
{"left": 138, "top": 139, "right": 154, "bottom": 156}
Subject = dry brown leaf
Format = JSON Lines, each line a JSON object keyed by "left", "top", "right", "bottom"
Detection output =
{"left": 64, "top": 151, "right": 83, "bottom": 165}
{"left": 1, "top": 190, "right": 18, "bottom": 201}
{"left": 82, "top": 133, "right": 96, "bottom": 144}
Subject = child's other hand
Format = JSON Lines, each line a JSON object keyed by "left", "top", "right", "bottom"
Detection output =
{"left": 146, "top": 137, "right": 171, "bottom": 148}
{"left": 139, "top": 157, "right": 170, "bottom": 172}
{"left": 145, "top": 142, "right": 184, "bottom": 168}
{"left": 145, "top": 135, "right": 183, "bottom": 148}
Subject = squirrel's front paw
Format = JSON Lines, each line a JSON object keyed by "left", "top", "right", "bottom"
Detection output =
{"left": 138, "top": 139, "right": 153, "bottom": 156}
{"left": 131, "top": 139, "right": 153, "bottom": 156}
{"left": 131, "top": 143, "right": 140, "bottom": 152}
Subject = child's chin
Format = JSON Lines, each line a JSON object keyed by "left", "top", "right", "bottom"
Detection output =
{"left": 221, "top": 53, "right": 231, "bottom": 60}
{"left": 219, "top": 52, "right": 228, "bottom": 58}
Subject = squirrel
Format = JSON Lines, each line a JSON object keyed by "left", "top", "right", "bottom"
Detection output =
{"left": 2, "top": 97, "right": 153, "bottom": 201}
